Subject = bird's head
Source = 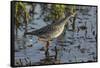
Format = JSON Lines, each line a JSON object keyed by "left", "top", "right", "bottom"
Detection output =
{"left": 60, "top": 11, "right": 76, "bottom": 24}
{"left": 60, "top": 11, "right": 77, "bottom": 29}
{"left": 65, "top": 11, "right": 76, "bottom": 18}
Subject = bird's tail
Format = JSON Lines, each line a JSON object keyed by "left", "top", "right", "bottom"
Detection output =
{"left": 24, "top": 32, "right": 34, "bottom": 35}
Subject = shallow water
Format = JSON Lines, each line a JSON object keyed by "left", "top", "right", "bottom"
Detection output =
{"left": 14, "top": 4, "right": 97, "bottom": 66}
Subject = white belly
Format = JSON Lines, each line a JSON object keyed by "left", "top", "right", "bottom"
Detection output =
{"left": 53, "top": 26, "right": 65, "bottom": 38}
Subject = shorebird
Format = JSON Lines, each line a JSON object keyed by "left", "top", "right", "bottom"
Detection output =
{"left": 25, "top": 12, "right": 76, "bottom": 57}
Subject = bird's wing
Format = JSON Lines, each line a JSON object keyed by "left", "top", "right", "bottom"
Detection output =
{"left": 34, "top": 24, "right": 55, "bottom": 35}
{"left": 25, "top": 24, "right": 55, "bottom": 36}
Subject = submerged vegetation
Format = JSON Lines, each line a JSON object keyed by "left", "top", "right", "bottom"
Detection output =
{"left": 15, "top": 2, "right": 30, "bottom": 29}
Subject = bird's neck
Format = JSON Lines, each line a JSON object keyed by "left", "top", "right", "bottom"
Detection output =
{"left": 56, "top": 16, "right": 68, "bottom": 26}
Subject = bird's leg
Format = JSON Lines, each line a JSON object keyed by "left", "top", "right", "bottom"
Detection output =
{"left": 45, "top": 41, "right": 50, "bottom": 59}
{"left": 54, "top": 46, "right": 57, "bottom": 61}
{"left": 38, "top": 38, "right": 50, "bottom": 58}
{"left": 54, "top": 46, "right": 60, "bottom": 64}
